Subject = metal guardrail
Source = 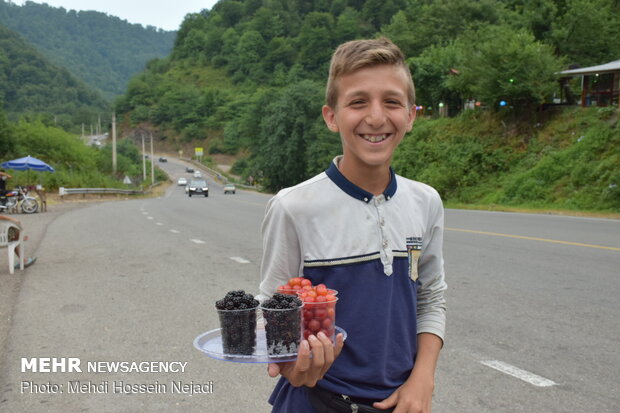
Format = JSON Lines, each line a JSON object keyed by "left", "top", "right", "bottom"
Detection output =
{"left": 58, "top": 187, "right": 145, "bottom": 197}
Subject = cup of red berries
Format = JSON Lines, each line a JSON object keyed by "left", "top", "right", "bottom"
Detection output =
{"left": 297, "top": 284, "right": 338, "bottom": 343}
{"left": 260, "top": 293, "right": 303, "bottom": 355}
{"left": 215, "top": 290, "right": 259, "bottom": 356}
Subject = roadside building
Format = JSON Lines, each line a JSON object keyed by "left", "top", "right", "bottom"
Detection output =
{"left": 558, "top": 59, "right": 620, "bottom": 108}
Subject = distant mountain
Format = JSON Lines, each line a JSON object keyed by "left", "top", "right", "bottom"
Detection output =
{"left": 0, "top": 24, "right": 108, "bottom": 129}
{"left": 0, "top": 0, "right": 177, "bottom": 100}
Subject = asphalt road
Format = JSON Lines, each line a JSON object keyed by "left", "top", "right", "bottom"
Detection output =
{"left": 0, "top": 158, "right": 618, "bottom": 412}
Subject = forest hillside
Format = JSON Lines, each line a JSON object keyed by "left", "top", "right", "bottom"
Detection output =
{"left": 0, "top": 0, "right": 177, "bottom": 100}
{"left": 114, "top": 0, "right": 619, "bottom": 212}
{"left": 0, "top": 24, "right": 108, "bottom": 131}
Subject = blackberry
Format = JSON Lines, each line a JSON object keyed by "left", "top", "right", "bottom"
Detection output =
{"left": 216, "top": 290, "right": 259, "bottom": 355}
{"left": 261, "top": 293, "right": 302, "bottom": 355}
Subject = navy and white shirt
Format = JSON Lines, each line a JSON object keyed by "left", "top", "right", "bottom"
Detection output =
{"left": 259, "top": 156, "right": 447, "bottom": 412}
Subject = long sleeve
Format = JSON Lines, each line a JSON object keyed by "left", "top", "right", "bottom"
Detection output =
{"left": 416, "top": 191, "right": 447, "bottom": 342}
{"left": 257, "top": 193, "right": 303, "bottom": 302}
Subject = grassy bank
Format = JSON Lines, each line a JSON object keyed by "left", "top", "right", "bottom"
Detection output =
{"left": 393, "top": 107, "right": 620, "bottom": 213}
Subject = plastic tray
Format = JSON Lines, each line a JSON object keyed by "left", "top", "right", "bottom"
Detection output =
{"left": 194, "top": 325, "right": 346, "bottom": 363}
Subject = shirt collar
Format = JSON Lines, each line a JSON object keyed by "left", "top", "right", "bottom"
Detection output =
{"left": 325, "top": 156, "right": 397, "bottom": 203}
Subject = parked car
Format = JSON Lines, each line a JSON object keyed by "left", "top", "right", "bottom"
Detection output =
{"left": 193, "top": 170, "right": 202, "bottom": 178}
{"left": 185, "top": 167, "right": 194, "bottom": 173}
{"left": 177, "top": 177, "right": 188, "bottom": 186}
{"left": 187, "top": 179, "right": 208, "bottom": 197}
{"left": 223, "top": 184, "right": 236, "bottom": 194}
{"left": 158, "top": 157, "right": 167, "bottom": 162}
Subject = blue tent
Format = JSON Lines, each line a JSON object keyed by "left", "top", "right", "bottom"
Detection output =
{"left": 1, "top": 155, "right": 55, "bottom": 172}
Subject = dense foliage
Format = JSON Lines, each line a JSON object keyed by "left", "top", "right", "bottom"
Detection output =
{"left": 0, "top": 25, "right": 108, "bottom": 131}
{"left": 0, "top": 105, "right": 165, "bottom": 189}
{"left": 115, "top": 0, "right": 620, "bottom": 200}
{"left": 0, "top": 0, "right": 176, "bottom": 100}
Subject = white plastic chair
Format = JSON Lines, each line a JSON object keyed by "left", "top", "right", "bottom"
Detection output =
{"left": 0, "top": 220, "right": 24, "bottom": 274}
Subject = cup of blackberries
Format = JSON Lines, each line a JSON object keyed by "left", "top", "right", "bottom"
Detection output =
{"left": 260, "top": 293, "right": 303, "bottom": 356}
{"left": 215, "top": 290, "right": 260, "bottom": 356}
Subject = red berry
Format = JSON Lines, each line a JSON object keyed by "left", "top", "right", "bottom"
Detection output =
{"left": 316, "top": 284, "right": 328, "bottom": 296}
{"left": 313, "top": 307, "right": 328, "bottom": 320}
{"left": 308, "top": 319, "right": 321, "bottom": 333}
{"left": 288, "top": 277, "right": 303, "bottom": 287}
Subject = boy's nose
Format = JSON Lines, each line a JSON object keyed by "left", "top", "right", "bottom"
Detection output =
{"left": 365, "top": 102, "right": 386, "bottom": 127}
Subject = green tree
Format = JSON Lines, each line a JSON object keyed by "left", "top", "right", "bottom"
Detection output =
{"left": 0, "top": 106, "right": 15, "bottom": 157}
{"left": 447, "top": 25, "right": 564, "bottom": 112}
{"left": 551, "top": 0, "right": 620, "bottom": 66}
{"left": 297, "top": 12, "right": 335, "bottom": 73}
{"left": 253, "top": 80, "right": 325, "bottom": 191}
{"left": 334, "top": 7, "right": 369, "bottom": 43}
{"left": 409, "top": 43, "right": 461, "bottom": 110}
{"left": 231, "top": 30, "right": 267, "bottom": 82}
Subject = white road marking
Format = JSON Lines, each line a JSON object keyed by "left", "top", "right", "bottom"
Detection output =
{"left": 191, "top": 239, "right": 206, "bottom": 244}
{"left": 481, "top": 360, "right": 557, "bottom": 387}
{"left": 230, "top": 256, "right": 250, "bottom": 264}
{"left": 147, "top": 216, "right": 154, "bottom": 220}
{"left": 170, "top": 229, "right": 180, "bottom": 234}
{"left": 141, "top": 211, "right": 148, "bottom": 215}
{"left": 156, "top": 222, "right": 163, "bottom": 226}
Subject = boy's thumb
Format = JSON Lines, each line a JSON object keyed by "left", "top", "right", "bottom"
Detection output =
{"left": 267, "top": 363, "right": 280, "bottom": 378}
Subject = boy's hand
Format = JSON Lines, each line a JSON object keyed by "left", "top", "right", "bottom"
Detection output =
{"left": 267, "top": 331, "right": 344, "bottom": 387}
{"left": 372, "top": 374, "right": 434, "bottom": 413}
{"left": 373, "top": 333, "right": 441, "bottom": 413}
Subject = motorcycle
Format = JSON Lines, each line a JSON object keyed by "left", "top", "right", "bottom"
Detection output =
{"left": 0, "top": 186, "right": 39, "bottom": 214}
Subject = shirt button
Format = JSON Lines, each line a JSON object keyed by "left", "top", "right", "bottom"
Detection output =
{"left": 363, "top": 197, "right": 369, "bottom": 202}
{"left": 380, "top": 218, "right": 385, "bottom": 226}
{"left": 382, "top": 240, "right": 388, "bottom": 248}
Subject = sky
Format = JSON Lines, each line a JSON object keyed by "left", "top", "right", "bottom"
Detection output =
{"left": 11, "top": 0, "right": 220, "bottom": 31}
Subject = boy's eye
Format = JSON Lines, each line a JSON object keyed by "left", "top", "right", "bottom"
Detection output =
{"left": 349, "top": 100, "right": 366, "bottom": 106}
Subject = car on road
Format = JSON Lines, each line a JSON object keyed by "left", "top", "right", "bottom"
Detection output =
{"left": 193, "top": 170, "right": 202, "bottom": 178}
{"left": 158, "top": 157, "right": 167, "bottom": 162}
{"left": 187, "top": 179, "right": 208, "bottom": 197}
{"left": 186, "top": 167, "right": 194, "bottom": 173}
{"left": 177, "top": 177, "right": 188, "bottom": 186}
{"left": 224, "top": 184, "right": 236, "bottom": 194}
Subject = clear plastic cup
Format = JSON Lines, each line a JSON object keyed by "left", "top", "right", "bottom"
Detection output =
{"left": 298, "top": 290, "right": 338, "bottom": 343}
{"left": 216, "top": 307, "right": 258, "bottom": 355}
{"left": 275, "top": 285, "right": 300, "bottom": 296}
{"left": 260, "top": 304, "right": 302, "bottom": 355}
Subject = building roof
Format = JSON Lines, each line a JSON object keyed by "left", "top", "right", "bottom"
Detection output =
{"left": 558, "top": 59, "right": 620, "bottom": 76}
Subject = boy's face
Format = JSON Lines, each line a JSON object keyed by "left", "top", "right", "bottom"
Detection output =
{"left": 322, "top": 64, "right": 415, "bottom": 173}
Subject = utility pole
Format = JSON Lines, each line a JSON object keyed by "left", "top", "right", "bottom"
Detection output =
{"left": 97, "top": 114, "right": 101, "bottom": 135}
{"left": 112, "top": 112, "right": 117, "bottom": 174}
{"left": 141, "top": 133, "right": 146, "bottom": 180}
{"left": 150, "top": 133, "right": 155, "bottom": 184}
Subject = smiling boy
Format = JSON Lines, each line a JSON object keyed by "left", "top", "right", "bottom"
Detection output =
{"left": 259, "top": 38, "right": 447, "bottom": 413}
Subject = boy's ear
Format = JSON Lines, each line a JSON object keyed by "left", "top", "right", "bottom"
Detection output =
{"left": 406, "top": 104, "right": 416, "bottom": 131}
{"left": 322, "top": 105, "right": 339, "bottom": 132}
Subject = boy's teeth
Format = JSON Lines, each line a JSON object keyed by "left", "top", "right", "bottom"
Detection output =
{"left": 361, "top": 134, "right": 387, "bottom": 143}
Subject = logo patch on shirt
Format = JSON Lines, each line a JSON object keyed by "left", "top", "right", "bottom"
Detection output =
{"left": 406, "top": 236, "right": 422, "bottom": 281}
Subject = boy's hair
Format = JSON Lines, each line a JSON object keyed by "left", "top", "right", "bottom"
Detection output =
{"left": 325, "top": 37, "right": 416, "bottom": 109}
